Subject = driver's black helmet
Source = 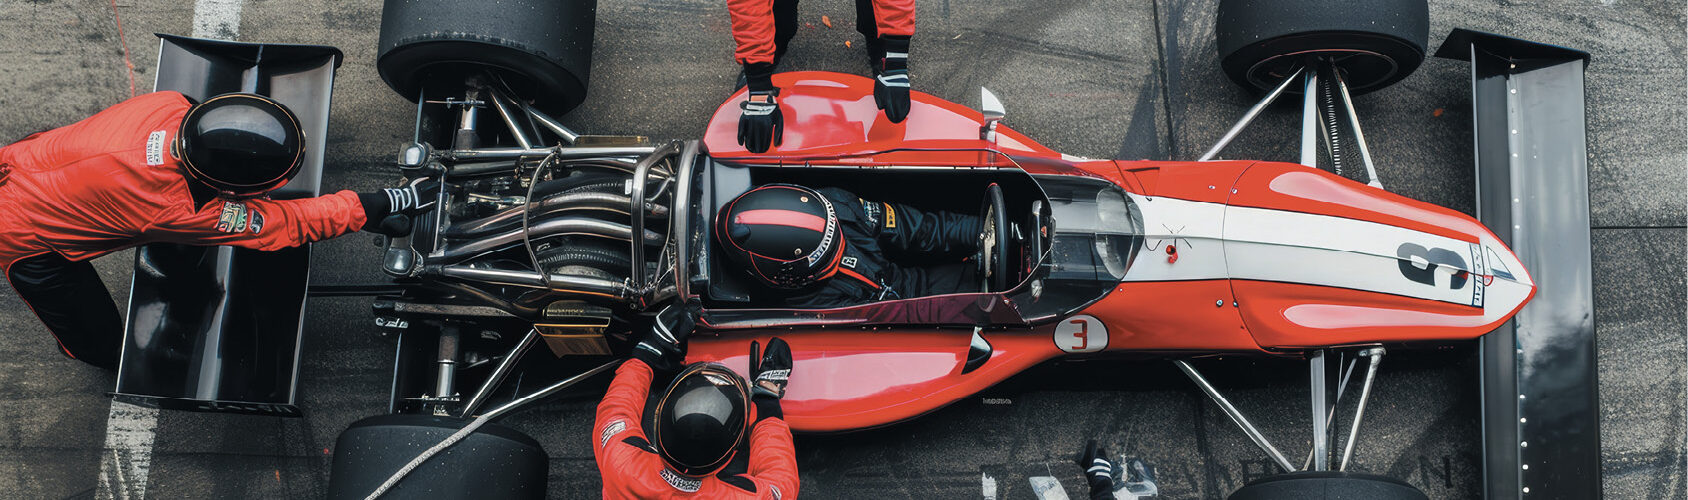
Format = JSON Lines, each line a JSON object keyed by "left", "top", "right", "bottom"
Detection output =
{"left": 652, "top": 362, "right": 750, "bottom": 477}
{"left": 717, "top": 184, "right": 844, "bottom": 289}
{"left": 176, "top": 93, "right": 305, "bottom": 199}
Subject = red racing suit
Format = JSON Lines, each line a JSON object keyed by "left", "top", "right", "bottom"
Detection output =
{"left": 729, "top": 0, "right": 915, "bottom": 66}
{"left": 0, "top": 91, "right": 367, "bottom": 273}
{"left": 594, "top": 359, "right": 800, "bottom": 499}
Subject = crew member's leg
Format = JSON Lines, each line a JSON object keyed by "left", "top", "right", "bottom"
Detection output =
{"left": 855, "top": 0, "right": 883, "bottom": 71}
{"left": 6, "top": 253, "right": 124, "bottom": 369}
{"left": 772, "top": 0, "right": 800, "bottom": 63}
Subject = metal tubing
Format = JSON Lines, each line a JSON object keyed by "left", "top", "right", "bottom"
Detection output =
{"left": 1333, "top": 69, "right": 1383, "bottom": 188}
{"left": 1198, "top": 66, "right": 1305, "bottom": 161}
{"left": 437, "top": 216, "right": 663, "bottom": 262}
{"left": 1310, "top": 349, "right": 1330, "bottom": 470}
{"left": 460, "top": 329, "right": 541, "bottom": 418}
{"left": 477, "top": 359, "right": 619, "bottom": 420}
{"left": 434, "top": 325, "right": 460, "bottom": 405}
{"left": 1340, "top": 348, "right": 1386, "bottom": 471}
{"left": 1300, "top": 69, "right": 1320, "bottom": 168}
{"left": 488, "top": 89, "right": 534, "bottom": 149}
{"left": 437, "top": 266, "right": 634, "bottom": 301}
{"left": 525, "top": 104, "right": 581, "bottom": 144}
{"left": 1175, "top": 360, "right": 1297, "bottom": 472}
{"left": 444, "top": 193, "right": 667, "bottom": 239}
{"left": 447, "top": 146, "right": 657, "bottom": 161}
{"left": 629, "top": 142, "right": 681, "bottom": 289}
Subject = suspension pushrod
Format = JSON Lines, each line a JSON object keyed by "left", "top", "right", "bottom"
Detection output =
{"left": 1198, "top": 66, "right": 1306, "bottom": 161}
{"left": 525, "top": 104, "right": 581, "bottom": 144}
{"left": 1175, "top": 360, "right": 1297, "bottom": 472}
{"left": 477, "top": 359, "right": 619, "bottom": 420}
{"left": 446, "top": 146, "right": 657, "bottom": 161}
{"left": 1332, "top": 68, "right": 1383, "bottom": 188}
{"left": 460, "top": 329, "right": 541, "bottom": 418}
{"left": 1340, "top": 347, "right": 1386, "bottom": 471}
{"left": 487, "top": 88, "right": 535, "bottom": 149}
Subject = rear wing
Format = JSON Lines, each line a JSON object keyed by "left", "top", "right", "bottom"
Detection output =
{"left": 1436, "top": 29, "right": 1598, "bottom": 499}
{"left": 113, "top": 35, "right": 343, "bottom": 417}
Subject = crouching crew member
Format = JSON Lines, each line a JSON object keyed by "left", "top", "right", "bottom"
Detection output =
{"left": 0, "top": 91, "right": 432, "bottom": 369}
{"left": 594, "top": 305, "right": 800, "bottom": 498}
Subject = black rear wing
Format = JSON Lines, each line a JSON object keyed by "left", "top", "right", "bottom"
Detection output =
{"left": 1436, "top": 29, "right": 1598, "bottom": 499}
{"left": 113, "top": 35, "right": 343, "bottom": 417}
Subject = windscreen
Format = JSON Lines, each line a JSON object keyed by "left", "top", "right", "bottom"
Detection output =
{"left": 1009, "top": 174, "right": 1143, "bottom": 323}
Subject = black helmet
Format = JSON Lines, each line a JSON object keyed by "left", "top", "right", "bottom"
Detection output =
{"left": 176, "top": 93, "right": 305, "bottom": 198}
{"left": 716, "top": 184, "right": 844, "bottom": 289}
{"left": 652, "top": 363, "right": 750, "bottom": 477}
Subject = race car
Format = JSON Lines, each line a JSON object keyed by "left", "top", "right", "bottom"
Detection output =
{"left": 111, "top": 0, "right": 1596, "bottom": 498}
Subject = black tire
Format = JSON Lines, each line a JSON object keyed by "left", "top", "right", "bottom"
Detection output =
{"left": 377, "top": 0, "right": 597, "bottom": 116}
{"left": 1215, "top": 0, "right": 1428, "bottom": 95}
{"left": 1228, "top": 471, "right": 1428, "bottom": 500}
{"left": 327, "top": 414, "right": 548, "bottom": 500}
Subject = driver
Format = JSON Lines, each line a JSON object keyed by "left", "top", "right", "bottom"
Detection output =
{"left": 0, "top": 91, "right": 431, "bottom": 369}
{"left": 716, "top": 183, "right": 981, "bottom": 308}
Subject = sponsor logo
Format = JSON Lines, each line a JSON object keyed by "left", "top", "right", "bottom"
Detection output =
{"left": 599, "top": 419, "right": 626, "bottom": 448}
{"left": 1054, "top": 315, "right": 1107, "bottom": 353}
{"left": 145, "top": 130, "right": 167, "bottom": 166}
{"left": 860, "top": 198, "right": 880, "bottom": 226}
{"left": 1469, "top": 243, "right": 1486, "bottom": 307}
{"left": 883, "top": 203, "right": 896, "bottom": 229}
{"left": 841, "top": 256, "right": 858, "bottom": 269}
{"left": 248, "top": 210, "right": 264, "bottom": 234}
{"left": 660, "top": 468, "right": 702, "bottom": 492}
{"left": 215, "top": 202, "right": 249, "bottom": 233}
{"left": 804, "top": 195, "right": 837, "bottom": 266}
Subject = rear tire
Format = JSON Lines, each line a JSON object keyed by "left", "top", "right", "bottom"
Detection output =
{"left": 377, "top": 0, "right": 598, "bottom": 116}
{"left": 1215, "top": 0, "right": 1428, "bottom": 95}
{"left": 1228, "top": 471, "right": 1428, "bottom": 500}
{"left": 327, "top": 414, "right": 548, "bottom": 500}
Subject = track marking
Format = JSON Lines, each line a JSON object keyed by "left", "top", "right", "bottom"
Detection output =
{"left": 95, "top": 401, "right": 159, "bottom": 500}
{"left": 190, "top": 0, "right": 244, "bottom": 40}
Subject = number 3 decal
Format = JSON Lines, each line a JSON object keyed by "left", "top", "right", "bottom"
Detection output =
{"left": 1055, "top": 315, "right": 1107, "bottom": 353}
{"left": 1396, "top": 242, "right": 1469, "bottom": 289}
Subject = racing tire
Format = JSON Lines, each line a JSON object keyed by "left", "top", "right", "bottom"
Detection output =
{"left": 1227, "top": 471, "right": 1427, "bottom": 500}
{"left": 1215, "top": 0, "right": 1428, "bottom": 95}
{"left": 377, "top": 0, "right": 597, "bottom": 116}
{"left": 326, "top": 414, "right": 548, "bottom": 500}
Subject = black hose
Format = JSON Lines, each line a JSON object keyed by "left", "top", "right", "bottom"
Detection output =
{"left": 536, "top": 241, "right": 633, "bottom": 273}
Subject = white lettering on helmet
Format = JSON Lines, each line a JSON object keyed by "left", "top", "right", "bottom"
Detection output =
{"left": 661, "top": 468, "right": 702, "bottom": 492}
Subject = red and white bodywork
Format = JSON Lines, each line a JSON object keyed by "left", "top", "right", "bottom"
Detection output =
{"left": 685, "top": 72, "right": 1534, "bottom": 432}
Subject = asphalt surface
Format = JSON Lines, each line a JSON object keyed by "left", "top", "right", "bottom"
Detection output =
{"left": 0, "top": 0, "right": 1681, "bottom": 499}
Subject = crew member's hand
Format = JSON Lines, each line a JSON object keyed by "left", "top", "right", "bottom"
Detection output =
{"left": 748, "top": 337, "right": 792, "bottom": 400}
{"left": 1076, "top": 439, "right": 1117, "bottom": 496}
{"left": 384, "top": 177, "right": 441, "bottom": 216}
{"left": 736, "top": 63, "right": 783, "bottom": 154}
{"left": 631, "top": 304, "right": 695, "bottom": 373}
{"left": 359, "top": 177, "right": 441, "bottom": 236}
{"left": 873, "top": 36, "right": 911, "bottom": 123}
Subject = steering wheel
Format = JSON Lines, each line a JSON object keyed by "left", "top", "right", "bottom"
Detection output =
{"left": 978, "top": 183, "right": 1010, "bottom": 292}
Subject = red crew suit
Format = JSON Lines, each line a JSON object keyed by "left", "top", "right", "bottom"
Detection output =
{"left": 594, "top": 359, "right": 800, "bottom": 499}
{"left": 0, "top": 91, "right": 368, "bottom": 368}
{"left": 729, "top": 0, "right": 914, "bottom": 66}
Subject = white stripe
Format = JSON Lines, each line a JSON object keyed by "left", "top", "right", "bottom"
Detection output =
{"left": 95, "top": 401, "right": 159, "bottom": 500}
{"left": 190, "top": 0, "right": 244, "bottom": 40}
{"left": 884, "top": 51, "right": 909, "bottom": 58}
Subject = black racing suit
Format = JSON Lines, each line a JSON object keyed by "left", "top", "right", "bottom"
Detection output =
{"left": 782, "top": 187, "right": 982, "bottom": 309}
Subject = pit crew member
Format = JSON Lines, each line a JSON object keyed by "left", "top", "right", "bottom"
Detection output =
{"left": 593, "top": 304, "right": 800, "bottom": 498}
{"left": 731, "top": 0, "right": 916, "bottom": 152}
{"left": 717, "top": 183, "right": 981, "bottom": 308}
{"left": 0, "top": 91, "right": 432, "bottom": 369}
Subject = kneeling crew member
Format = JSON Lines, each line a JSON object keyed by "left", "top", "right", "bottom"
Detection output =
{"left": 717, "top": 183, "right": 981, "bottom": 308}
{"left": 594, "top": 305, "right": 800, "bottom": 498}
{"left": 0, "top": 91, "right": 432, "bottom": 368}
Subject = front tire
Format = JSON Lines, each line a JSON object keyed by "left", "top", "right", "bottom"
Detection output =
{"left": 376, "top": 0, "right": 598, "bottom": 116}
{"left": 327, "top": 414, "right": 549, "bottom": 499}
{"left": 1228, "top": 471, "right": 1428, "bottom": 500}
{"left": 1215, "top": 0, "right": 1429, "bottom": 95}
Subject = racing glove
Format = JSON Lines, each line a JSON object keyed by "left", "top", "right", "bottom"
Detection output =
{"left": 1076, "top": 439, "right": 1119, "bottom": 500}
{"left": 736, "top": 63, "right": 783, "bottom": 154}
{"left": 873, "top": 35, "right": 911, "bottom": 123}
{"left": 631, "top": 304, "right": 695, "bottom": 374}
{"left": 748, "top": 337, "right": 792, "bottom": 421}
{"left": 358, "top": 177, "right": 440, "bottom": 236}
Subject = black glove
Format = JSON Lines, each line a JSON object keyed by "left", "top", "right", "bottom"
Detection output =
{"left": 630, "top": 304, "right": 694, "bottom": 373}
{"left": 736, "top": 63, "right": 783, "bottom": 154}
{"left": 748, "top": 337, "right": 792, "bottom": 421}
{"left": 873, "top": 35, "right": 911, "bottom": 123}
{"left": 1076, "top": 439, "right": 1117, "bottom": 498}
{"left": 359, "top": 177, "right": 440, "bottom": 236}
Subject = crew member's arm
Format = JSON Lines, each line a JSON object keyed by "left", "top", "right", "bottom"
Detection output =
{"left": 593, "top": 359, "right": 670, "bottom": 499}
{"left": 144, "top": 190, "right": 368, "bottom": 251}
{"left": 745, "top": 337, "right": 800, "bottom": 498}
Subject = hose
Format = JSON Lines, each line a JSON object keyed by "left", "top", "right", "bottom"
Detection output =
{"left": 364, "top": 415, "right": 491, "bottom": 500}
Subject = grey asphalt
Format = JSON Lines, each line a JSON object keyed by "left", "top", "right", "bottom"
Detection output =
{"left": 0, "top": 0, "right": 1681, "bottom": 498}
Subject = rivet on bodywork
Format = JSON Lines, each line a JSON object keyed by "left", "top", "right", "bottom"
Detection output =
{"left": 1215, "top": 300, "right": 1223, "bottom": 307}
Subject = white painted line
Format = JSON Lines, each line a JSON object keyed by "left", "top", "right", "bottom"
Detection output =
{"left": 190, "top": 0, "right": 244, "bottom": 40}
{"left": 95, "top": 401, "right": 159, "bottom": 500}
{"left": 981, "top": 472, "right": 997, "bottom": 500}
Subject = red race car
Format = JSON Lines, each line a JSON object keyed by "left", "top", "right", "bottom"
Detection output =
{"left": 115, "top": 0, "right": 1596, "bottom": 497}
